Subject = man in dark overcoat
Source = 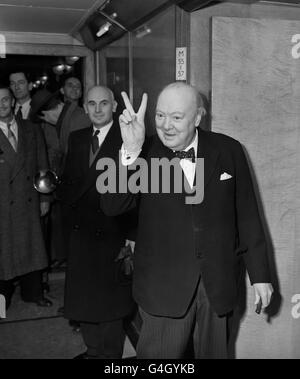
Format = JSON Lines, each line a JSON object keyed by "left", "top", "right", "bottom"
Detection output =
{"left": 0, "top": 85, "right": 51, "bottom": 308}
{"left": 59, "top": 86, "right": 135, "bottom": 359}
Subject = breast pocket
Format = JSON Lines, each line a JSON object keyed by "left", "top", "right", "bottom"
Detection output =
{"left": 219, "top": 177, "right": 235, "bottom": 198}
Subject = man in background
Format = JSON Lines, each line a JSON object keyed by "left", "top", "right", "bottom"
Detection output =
{"left": 42, "top": 76, "right": 90, "bottom": 166}
{"left": 0, "top": 85, "right": 52, "bottom": 308}
{"left": 9, "top": 71, "right": 33, "bottom": 120}
{"left": 40, "top": 77, "right": 90, "bottom": 270}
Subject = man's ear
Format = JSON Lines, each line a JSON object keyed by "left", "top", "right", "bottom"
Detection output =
{"left": 195, "top": 114, "right": 202, "bottom": 127}
{"left": 28, "top": 82, "right": 33, "bottom": 92}
{"left": 60, "top": 88, "right": 64, "bottom": 96}
{"left": 83, "top": 104, "right": 88, "bottom": 114}
{"left": 11, "top": 97, "right": 15, "bottom": 108}
{"left": 195, "top": 107, "right": 206, "bottom": 127}
{"left": 112, "top": 100, "right": 118, "bottom": 113}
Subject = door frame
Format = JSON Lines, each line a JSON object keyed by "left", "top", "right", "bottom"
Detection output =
{"left": 1, "top": 32, "right": 96, "bottom": 98}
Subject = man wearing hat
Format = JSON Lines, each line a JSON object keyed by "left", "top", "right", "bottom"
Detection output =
{"left": 30, "top": 88, "right": 62, "bottom": 171}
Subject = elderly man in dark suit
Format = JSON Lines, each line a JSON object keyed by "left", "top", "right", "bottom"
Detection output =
{"left": 59, "top": 86, "right": 135, "bottom": 359}
{"left": 0, "top": 85, "right": 52, "bottom": 308}
{"left": 100, "top": 82, "right": 274, "bottom": 359}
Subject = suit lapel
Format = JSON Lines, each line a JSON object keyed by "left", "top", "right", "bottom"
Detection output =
{"left": 78, "top": 126, "right": 93, "bottom": 176}
{"left": 0, "top": 128, "right": 16, "bottom": 167}
{"left": 197, "top": 128, "right": 220, "bottom": 188}
{"left": 72, "top": 121, "right": 122, "bottom": 202}
{"left": 11, "top": 119, "right": 29, "bottom": 180}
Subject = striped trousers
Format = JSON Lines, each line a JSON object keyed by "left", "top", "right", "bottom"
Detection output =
{"left": 136, "top": 279, "right": 229, "bottom": 359}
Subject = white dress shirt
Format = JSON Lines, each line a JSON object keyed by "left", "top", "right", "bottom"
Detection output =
{"left": 15, "top": 99, "right": 31, "bottom": 120}
{"left": 178, "top": 131, "right": 198, "bottom": 188}
{"left": 121, "top": 130, "right": 199, "bottom": 189}
{"left": 0, "top": 118, "right": 18, "bottom": 141}
{"left": 93, "top": 121, "right": 113, "bottom": 148}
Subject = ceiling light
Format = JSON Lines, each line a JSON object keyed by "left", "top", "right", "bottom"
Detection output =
{"left": 53, "top": 64, "right": 71, "bottom": 75}
{"left": 65, "top": 56, "right": 80, "bottom": 65}
{"left": 64, "top": 65, "right": 73, "bottom": 73}
{"left": 53, "top": 64, "right": 65, "bottom": 74}
{"left": 135, "top": 25, "right": 152, "bottom": 39}
{"left": 96, "top": 21, "right": 112, "bottom": 37}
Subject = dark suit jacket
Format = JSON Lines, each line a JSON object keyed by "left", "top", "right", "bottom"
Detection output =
{"left": 59, "top": 102, "right": 91, "bottom": 156}
{"left": 101, "top": 129, "right": 271, "bottom": 317}
{"left": 59, "top": 121, "right": 135, "bottom": 323}
{"left": 0, "top": 118, "right": 49, "bottom": 280}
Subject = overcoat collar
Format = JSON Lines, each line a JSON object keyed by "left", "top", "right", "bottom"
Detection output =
{"left": 0, "top": 118, "right": 32, "bottom": 180}
{"left": 197, "top": 128, "right": 220, "bottom": 188}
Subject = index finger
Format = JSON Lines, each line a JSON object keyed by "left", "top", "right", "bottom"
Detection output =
{"left": 137, "top": 93, "right": 148, "bottom": 118}
{"left": 121, "top": 92, "right": 135, "bottom": 115}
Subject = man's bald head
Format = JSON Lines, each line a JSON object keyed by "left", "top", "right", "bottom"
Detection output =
{"left": 85, "top": 86, "right": 117, "bottom": 128}
{"left": 158, "top": 82, "right": 205, "bottom": 113}
{"left": 87, "top": 86, "right": 115, "bottom": 103}
{"left": 155, "top": 82, "right": 206, "bottom": 151}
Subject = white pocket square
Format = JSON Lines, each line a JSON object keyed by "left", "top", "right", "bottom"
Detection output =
{"left": 220, "top": 172, "right": 232, "bottom": 181}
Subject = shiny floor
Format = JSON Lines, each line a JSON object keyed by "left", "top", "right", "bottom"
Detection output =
{"left": 0, "top": 272, "right": 136, "bottom": 359}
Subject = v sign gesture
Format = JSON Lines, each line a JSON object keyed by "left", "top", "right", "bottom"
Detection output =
{"left": 119, "top": 91, "right": 148, "bottom": 153}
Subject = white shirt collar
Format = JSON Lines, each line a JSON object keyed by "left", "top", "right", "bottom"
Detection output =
{"left": 16, "top": 98, "right": 31, "bottom": 108}
{"left": 15, "top": 98, "right": 31, "bottom": 119}
{"left": 93, "top": 120, "right": 113, "bottom": 146}
{"left": 0, "top": 117, "right": 18, "bottom": 139}
{"left": 93, "top": 120, "right": 113, "bottom": 133}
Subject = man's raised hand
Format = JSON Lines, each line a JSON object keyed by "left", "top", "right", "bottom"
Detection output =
{"left": 119, "top": 92, "right": 148, "bottom": 153}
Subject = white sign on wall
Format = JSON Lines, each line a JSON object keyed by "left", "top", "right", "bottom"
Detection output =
{"left": 176, "top": 47, "right": 187, "bottom": 81}
{"left": 0, "top": 294, "right": 6, "bottom": 319}
{"left": 0, "top": 34, "right": 6, "bottom": 58}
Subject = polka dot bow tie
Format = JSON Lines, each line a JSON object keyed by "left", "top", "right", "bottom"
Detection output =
{"left": 174, "top": 147, "right": 195, "bottom": 162}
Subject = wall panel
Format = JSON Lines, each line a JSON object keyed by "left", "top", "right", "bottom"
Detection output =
{"left": 212, "top": 16, "right": 300, "bottom": 359}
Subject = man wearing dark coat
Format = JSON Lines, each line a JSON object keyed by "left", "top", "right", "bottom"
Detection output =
{"left": 0, "top": 85, "right": 51, "bottom": 308}
{"left": 59, "top": 86, "right": 135, "bottom": 359}
{"left": 41, "top": 76, "right": 91, "bottom": 168}
{"left": 40, "top": 77, "right": 91, "bottom": 264}
{"left": 100, "top": 82, "right": 274, "bottom": 359}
